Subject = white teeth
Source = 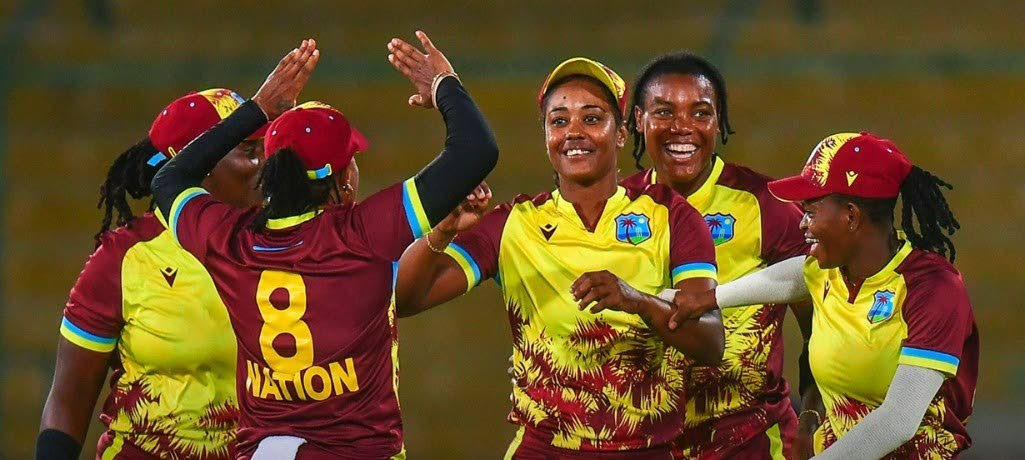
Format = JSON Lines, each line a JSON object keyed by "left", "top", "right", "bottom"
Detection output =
{"left": 665, "top": 143, "right": 698, "bottom": 154}
{"left": 806, "top": 238, "right": 819, "bottom": 244}
{"left": 565, "top": 148, "right": 590, "bottom": 157}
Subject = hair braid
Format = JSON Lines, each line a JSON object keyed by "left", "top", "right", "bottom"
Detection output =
{"left": 250, "top": 148, "right": 337, "bottom": 231}
{"left": 899, "top": 166, "right": 960, "bottom": 261}
{"left": 95, "top": 137, "right": 160, "bottom": 245}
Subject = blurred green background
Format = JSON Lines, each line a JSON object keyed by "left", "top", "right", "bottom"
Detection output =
{"left": 3, "top": 0, "right": 1023, "bottom": 457}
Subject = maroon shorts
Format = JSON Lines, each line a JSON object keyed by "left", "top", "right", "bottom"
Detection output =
{"left": 506, "top": 427, "right": 673, "bottom": 460}
{"left": 671, "top": 407, "right": 797, "bottom": 460}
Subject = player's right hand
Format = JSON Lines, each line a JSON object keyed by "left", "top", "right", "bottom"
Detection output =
{"left": 253, "top": 39, "right": 321, "bottom": 120}
{"left": 666, "top": 288, "right": 718, "bottom": 330}
{"left": 435, "top": 182, "right": 492, "bottom": 235}
{"left": 387, "top": 31, "right": 455, "bottom": 109}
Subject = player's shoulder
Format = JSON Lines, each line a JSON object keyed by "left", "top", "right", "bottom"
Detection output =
{"left": 95, "top": 213, "right": 167, "bottom": 255}
{"left": 897, "top": 248, "right": 967, "bottom": 295}
{"left": 500, "top": 190, "right": 555, "bottom": 213}
{"left": 720, "top": 160, "right": 803, "bottom": 216}
{"left": 620, "top": 168, "right": 653, "bottom": 190}
{"left": 625, "top": 182, "right": 691, "bottom": 211}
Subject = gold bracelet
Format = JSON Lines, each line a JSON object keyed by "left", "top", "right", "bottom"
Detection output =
{"left": 430, "top": 71, "right": 460, "bottom": 108}
{"left": 798, "top": 409, "right": 822, "bottom": 425}
{"left": 425, "top": 231, "right": 448, "bottom": 254}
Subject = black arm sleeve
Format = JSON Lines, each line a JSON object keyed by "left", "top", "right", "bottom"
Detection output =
{"left": 151, "top": 100, "right": 267, "bottom": 220}
{"left": 798, "top": 339, "right": 814, "bottom": 395}
{"left": 35, "top": 429, "right": 81, "bottom": 460}
{"left": 412, "top": 76, "right": 499, "bottom": 225}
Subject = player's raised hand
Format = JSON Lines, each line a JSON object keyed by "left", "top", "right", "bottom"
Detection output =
{"left": 435, "top": 182, "right": 492, "bottom": 234}
{"left": 253, "top": 39, "right": 321, "bottom": 120}
{"left": 571, "top": 271, "right": 648, "bottom": 315}
{"left": 387, "top": 31, "right": 455, "bottom": 109}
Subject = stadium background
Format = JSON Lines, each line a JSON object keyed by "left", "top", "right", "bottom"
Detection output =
{"left": 2, "top": 0, "right": 1022, "bottom": 457}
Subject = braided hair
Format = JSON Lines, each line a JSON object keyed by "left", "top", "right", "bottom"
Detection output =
{"left": 250, "top": 148, "right": 340, "bottom": 231}
{"left": 626, "top": 52, "right": 734, "bottom": 170}
{"left": 838, "top": 166, "right": 960, "bottom": 262}
{"left": 95, "top": 137, "right": 163, "bottom": 245}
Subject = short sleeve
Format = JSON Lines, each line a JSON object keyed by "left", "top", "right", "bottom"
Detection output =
{"left": 61, "top": 238, "right": 128, "bottom": 353}
{"left": 444, "top": 204, "right": 511, "bottom": 292}
{"left": 160, "top": 187, "right": 239, "bottom": 262}
{"left": 667, "top": 195, "right": 718, "bottom": 285}
{"left": 899, "top": 270, "right": 973, "bottom": 378}
{"left": 349, "top": 180, "right": 432, "bottom": 262}
{"left": 760, "top": 194, "right": 810, "bottom": 264}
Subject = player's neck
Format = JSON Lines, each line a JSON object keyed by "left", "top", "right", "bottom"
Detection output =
{"left": 841, "top": 228, "right": 902, "bottom": 284}
{"left": 558, "top": 173, "right": 618, "bottom": 227}
{"left": 655, "top": 160, "right": 714, "bottom": 198}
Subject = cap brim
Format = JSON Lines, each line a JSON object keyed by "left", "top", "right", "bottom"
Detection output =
{"left": 767, "top": 175, "right": 829, "bottom": 202}
{"left": 541, "top": 58, "right": 625, "bottom": 113}
{"left": 247, "top": 123, "right": 270, "bottom": 140}
{"left": 349, "top": 126, "right": 369, "bottom": 154}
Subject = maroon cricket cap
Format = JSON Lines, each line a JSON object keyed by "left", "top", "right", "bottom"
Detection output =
{"left": 148, "top": 88, "right": 268, "bottom": 162}
{"left": 263, "top": 101, "right": 369, "bottom": 180}
{"left": 768, "top": 132, "right": 913, "bottom": 202}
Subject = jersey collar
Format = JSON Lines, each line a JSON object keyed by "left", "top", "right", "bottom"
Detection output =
{"left": 551, "top": 185, "right": 628, "bottom": 232}
{"left": 648, "top": 155, "right": 724, "bottom": 210}
{"left": 265, "top": 209, "right": 323, "bottom": 230}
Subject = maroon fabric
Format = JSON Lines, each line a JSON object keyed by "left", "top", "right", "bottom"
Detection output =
{"left": 512, "top": 428, "right": 673, "bottom": 460}
{"left": 625, "top": 183, "right": 718, "bottom": 274}
{"left": 450, "top": 192, "right": 549, "bottom": 284}
{"left": 671, "top": 403, "right": 797, "bottom": 459}
{"left": 263, "top": 103, "right": 368, "bottom": 173}
{"left": 716, "top": 163, "right": 809, "bottom": 263}
{"left": 172, "top": 184, "right": 413, "bottom": 458}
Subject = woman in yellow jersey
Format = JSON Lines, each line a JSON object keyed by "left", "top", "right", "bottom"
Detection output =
{"left": 395, "top": 56, "right": 725, "bottom": 459}
{"left": 620, "top": 52, "right": 814, "bottom": 459}
{"left": 669, "top": 132, "right": 977, "bottom": 459}
{"left": 37, "top": 89, "right": 270, "bottom": 460}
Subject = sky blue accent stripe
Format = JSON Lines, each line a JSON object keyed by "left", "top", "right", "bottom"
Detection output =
{"left": 309, "top": 164, "right": 331, "bottom": 179}
{"left": 901, "top": 346, "right": 960, "bottom": 366}
{"left": 449, "top": 243, "right": 481, "bottom": 286}
{"left": 170, "top": 189, "right": 206, "bottom": 241}
{"left": 672, "top": 262, "right": 717, "bottom": 278}
{"left": 61, "top": 317, "right": 116, "bottom": 345}
{"left": 147, "top": 152, "right": 168, "bottom": 166}
{"left": 391, "top": 261, "right": 399, "bottom": 292}
{"left": 401, "top": 183, "right": 424, "bottom": 238}
{"left": 252, "top": 241, "right": 303, "bottom": 252}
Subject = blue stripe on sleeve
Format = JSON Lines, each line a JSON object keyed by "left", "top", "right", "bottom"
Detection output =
{"left": 61, "top": 317, "right": 116, "bottom": 346}
{"left": 900, "top": 346, "right": 960, "bottom": 367}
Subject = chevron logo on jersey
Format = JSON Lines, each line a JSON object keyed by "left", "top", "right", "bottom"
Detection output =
{"left": 615, "top": 213, "right": 651, "bottom": 245}
{"left": 704, "top": 213, "right": 736, "bottom": 245}
{"left": 867, "top": 289, "right": 896, "bottom": 324}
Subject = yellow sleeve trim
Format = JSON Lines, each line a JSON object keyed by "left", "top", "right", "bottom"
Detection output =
{"left": 60, "top": 317, "right": 116, "bottom": 353}
{"left": 168, "top": 187, "right": 210, "bottom": 243}
{"left": 443, "top": 242, "right": 481, "bottom": 293}
{"left": 402, "top": 179, "right": 431, "bottom": 238}
{"left": 671, "top": 262, "right": 718, "bottom": 285}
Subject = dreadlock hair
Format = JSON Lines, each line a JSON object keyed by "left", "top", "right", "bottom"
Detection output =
{"left": 835, "top": 166, "right": 960, "bottom": 262}
{"left": 626, "top": 52, "right": 734, "bottom": 170}
{"left": 250, "top": 148, "right": 341, "bottom": 231}
{"left": 95, "top": 137, "right": 161, "bottom": 246}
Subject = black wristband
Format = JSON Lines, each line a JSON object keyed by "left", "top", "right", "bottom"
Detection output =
{"left": 36, "top": 429, "right": 81, "bottom": 460}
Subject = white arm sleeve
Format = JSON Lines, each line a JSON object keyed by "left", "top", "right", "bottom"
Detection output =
{"left": 657, "top": 255, "right": 809, "bottom": 308}
{"left": 814, "top": 365, "right": 946, "bottom": 459}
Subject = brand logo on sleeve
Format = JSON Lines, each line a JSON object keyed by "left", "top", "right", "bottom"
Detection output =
{"left": 615, "top": 213, "right": 651, "bottom": 245}
{"left": 161, "top": 267, "right": 178, "bottom": 287}
{"left": 867, "top": 290, "right": 896, "bottom": 324}
{"left": 704, "top": 213, "right": 736, "bottom": 245}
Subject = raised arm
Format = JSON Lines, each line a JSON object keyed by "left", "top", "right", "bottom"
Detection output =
{"left": 387, "top": 31, "right": 499, "bottom": 226}
{"left": 152, "top": 39, "right": 319, "bottom": 219}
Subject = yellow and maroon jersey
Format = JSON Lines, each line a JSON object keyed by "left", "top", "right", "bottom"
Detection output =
{"left": 163, "top": 179, "right": 429, "bottom": 459}
{"left": 62, "top": 214, "right": 238, "bottom": 459}
{"left": 806, "top": 240, "right": 977, "bottom": 458}
{"left": 623, "top": 156, "right": 808, "bottom": 457}
{"left": 444, "top": 184, "right": 717, "bottom": 452}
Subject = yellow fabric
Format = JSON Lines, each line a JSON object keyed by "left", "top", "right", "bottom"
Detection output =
{"left": 503, "top": 426, "right": 526, "bottom": 460}
{"left": 806, "top": 240, "right": 959, "bottom": 453}
{"left": 766, "top": 423, "right": 785, "bottom": 460}
{"left": 651, "top": 157, "right": 791, "bottom": 428}
{"left": 266, "top": 209, "right": 322, "bottom": 229}
{"left": 106, "top": 229, "right": 238, "bottom": 457}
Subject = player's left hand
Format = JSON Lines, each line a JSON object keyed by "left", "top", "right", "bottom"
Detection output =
{"left": 387, "top": 30, "right": 455, "bottom": 109}
{"left": 571, "top": 270, "right": 647, "bottom": 315}
{"left": 253, "top": 38, "right": 320, "bottom": 120}
{"left": 435, "top": 182, "right": 492, "bottom": 235}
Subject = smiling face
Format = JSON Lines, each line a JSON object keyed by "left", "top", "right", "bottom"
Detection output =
{"left": 800, "top": 195, "right": 859, "bottom": 269}
{"left": 634, "top": 73, "right": 719, "bottom": 194}
{"left": 542, "top": 77, "right": 627, "bottom": 188}
{"left": 203, "top": 138, "right": 265, "bottom": 208}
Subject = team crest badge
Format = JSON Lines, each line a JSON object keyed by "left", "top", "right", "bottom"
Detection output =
{"left": 704, "top": 213, "right": 736, "bottom": 245}
{"left": 615, "top": 213, "right": 652, "bottom": 245}
{"left": 867, "top": 290, "right": 896, "bottom": 324}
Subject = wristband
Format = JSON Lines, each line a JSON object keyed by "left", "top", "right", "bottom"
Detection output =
{"left": 430, "top": 72, "right": 460, "bottom": 109}
{"left": 36, "top": 429, "right": 81, "bottom": 460}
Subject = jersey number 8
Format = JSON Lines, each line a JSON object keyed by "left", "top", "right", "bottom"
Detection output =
{"left": 256, "top": 270, "right": 315, "bottom": 374}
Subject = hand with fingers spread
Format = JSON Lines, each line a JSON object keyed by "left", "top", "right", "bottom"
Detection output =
{"left": 387, "top": 30, "right": 455, "bottom": 109}
{"left": 435, "top": 182, "right": 492, "bottom": 235}
{"left": 253, "top": 38, "right": 321, "bottom": 120}
{"left": 571, "top": 270, "right": 651, "bottom": 316}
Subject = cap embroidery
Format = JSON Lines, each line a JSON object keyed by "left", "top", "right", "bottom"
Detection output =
{"left": 846, "top": 171, "right": 858, "bottom": 186}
